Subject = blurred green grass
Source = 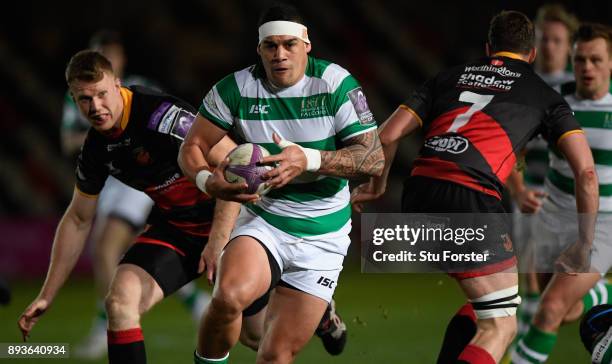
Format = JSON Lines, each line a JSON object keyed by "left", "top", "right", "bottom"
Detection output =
{"left": 0, "top": 265, "right": 589, "bottom": 363}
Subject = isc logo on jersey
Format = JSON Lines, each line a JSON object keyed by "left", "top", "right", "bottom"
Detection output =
{"left": 249, "top": 105, "right": 270, "bottom": 114}
{"left": 424, "top": 135, "right": 469, "bottom": 154}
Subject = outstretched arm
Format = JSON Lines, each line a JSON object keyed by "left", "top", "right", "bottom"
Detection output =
{"left": 18, "top": 189, "right": 97, "bottom": 340}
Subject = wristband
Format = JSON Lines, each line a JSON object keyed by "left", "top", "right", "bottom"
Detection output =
{"left": 195, "top": 169, "right": 213, "bottom": 194}
{"left": 276, "top": 138, "right": 321, "bottom": 172}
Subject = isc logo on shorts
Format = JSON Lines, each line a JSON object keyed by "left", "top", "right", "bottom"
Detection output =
{"left": 317, "top": 276, "right": 335, "bottom": 289}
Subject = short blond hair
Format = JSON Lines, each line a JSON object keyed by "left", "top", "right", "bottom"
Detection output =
{"left": 65, "top": 50, "right": 114, "bottom": 85}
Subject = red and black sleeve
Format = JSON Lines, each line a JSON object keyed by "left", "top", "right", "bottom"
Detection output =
{"left": 541, "top": 98, "right": 582, "bottom": 146}
{"left": 400, "top": 78, "right": 435, "bottom": 127}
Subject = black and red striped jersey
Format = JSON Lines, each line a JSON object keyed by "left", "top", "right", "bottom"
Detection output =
{"left": 402, "top": 52, "right": 582, "bottom": 199}
{"left": 75, "top": 86, "right": 213, "bottom": 236}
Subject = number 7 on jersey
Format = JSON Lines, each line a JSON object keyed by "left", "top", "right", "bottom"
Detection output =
{"left": 447, "top": 91, "right": 494, "bottom": 133}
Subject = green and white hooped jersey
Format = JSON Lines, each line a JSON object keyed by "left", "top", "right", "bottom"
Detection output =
{"left": 523, "top": 71, "right": 575, "bottom": 186}
{"left": 536, "top": 70, "right": 574, "bottom": 93}
{"left": 545, "top": 93, "right": 612, "bottom": 212}
{"left": 199, "top": 56, "right": 377, "bottom": 253}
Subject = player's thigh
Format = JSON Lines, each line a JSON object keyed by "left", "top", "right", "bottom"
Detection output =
{"left": 457, "top": 268, "right": 520, "bottom": 330}
{"left": 458, "top": 267, "right": 518, "bottom": 300}
{"left": 118, "top": 224, "right": 204, "bottom": 306}
{"left": 215, "top": 235, "right": 274, "bottom": 304}
{"left": 258, "top": 286, "right": 328, "bottom": 358}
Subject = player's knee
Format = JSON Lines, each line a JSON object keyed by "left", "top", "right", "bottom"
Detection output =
{"left": 209, "top": 288, "right": 248, "bottom": 319}
{"left": 105, "top": 291, "right": 139, "bottom": 325}
{"left": 534, "top": 295, "right": 568, "bottom": 330}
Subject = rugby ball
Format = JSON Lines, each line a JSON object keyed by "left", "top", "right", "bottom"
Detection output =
{"left": 224, "top": 143, "right": 274, "bottom": 196}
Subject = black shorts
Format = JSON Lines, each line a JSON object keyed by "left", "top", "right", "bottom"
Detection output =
{"left": 120, "top": 224, "right": 286, "bottom": 314}
{"left": 401, "top": 176, "right": 516, "bottom": 279}
{"left": 120, "top": 222, "right": 206, "bottom": 297}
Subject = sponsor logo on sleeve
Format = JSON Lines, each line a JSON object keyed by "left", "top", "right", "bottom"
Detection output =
{"left": 148, "top": 102, "right": 172, "bottom": 130}
{"left": 348, "top": 87, "right": 375, "bottom": 125}
{"left": 158, "top": 105, "right": 180, "bottom": 134}
{"left": 170, "top": 109, "right": 196, "bottom": 140}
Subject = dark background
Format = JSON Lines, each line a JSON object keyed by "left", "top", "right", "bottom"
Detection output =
{"left": 0, "top": 2, "right": 607, "bottom": 362}
{"left": 0, "top": 0, "right": 609, "bottom": 287}
{"left": 1, "top": 0, "right": 610, "bottom": 217}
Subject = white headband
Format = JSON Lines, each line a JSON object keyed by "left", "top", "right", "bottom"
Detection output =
{"left": 258, "top": 21, "right": 310, "bottom": 44}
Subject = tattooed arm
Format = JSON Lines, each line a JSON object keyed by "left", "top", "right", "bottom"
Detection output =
{"left": 318, "top": 130, "right": 384, "bottom": 178}
{"left": 262, "top": 130, "right": 383, "bottom": 189}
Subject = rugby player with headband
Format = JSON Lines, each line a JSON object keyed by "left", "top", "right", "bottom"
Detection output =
{"left": 180, "top": 3, "right": 383, "bottom": 364}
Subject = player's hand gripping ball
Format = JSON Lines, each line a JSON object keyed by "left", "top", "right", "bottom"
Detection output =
{"left": 224, "top": 143, "right": 274, "bottom": 196}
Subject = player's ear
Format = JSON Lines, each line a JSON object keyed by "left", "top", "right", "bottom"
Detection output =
{"left": 485, "top": 43, "right": 491, "bottom": 57}
{"left": 305, "top": 41, "right": 312, "bottom": 54}
{"left": 256, "top": 44, "right": 262, "bottom": 56}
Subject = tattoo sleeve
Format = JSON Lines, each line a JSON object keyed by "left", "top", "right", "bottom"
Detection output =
{"left": 318, "top": 130, "right": 384, "bottom": 178}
